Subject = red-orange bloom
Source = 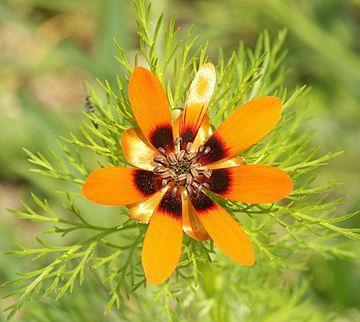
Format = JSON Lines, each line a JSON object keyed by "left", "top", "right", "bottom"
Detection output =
{"left": 82, "top": 64, "right": 293, "bottom": 285}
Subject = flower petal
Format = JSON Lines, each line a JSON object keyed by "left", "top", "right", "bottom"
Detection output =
{"left": 198, "top": 96, "right": 281, "bottom": 164}
{"left": 206, "top": 157, "right": 245, "bottom": 170}
{"left": 121, "top": 128, "right": 158, "bottom": 170}
{"left": 179, "top": 63, "right": 216, "bottom": 148}
{"left": 142, "top": 191, "right": 183, "bottom": 285}
{"left": 173, "top": 113, "right": 212, "bottom": 150}
{"left": 182, "top": 190, "right": 209, "bottom": 241}
{"left": 82, "top": 167, "right": 162, "bottom": 206}
{"left": 128, "top": 188, "right": 167, "bottom": 223}
{"left": 207, "top": 165, "right": 293, "bottom": 204}
{"left": 129, "top": 67, "right": 174, "bottom": 152}
{"left": 192, "top": 113, "right": 212, "bottom": 150}
{"left": 191, "top": 192, "right": 255, "bottom": 266}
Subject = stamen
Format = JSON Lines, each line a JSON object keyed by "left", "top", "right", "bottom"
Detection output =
{"left": 186, "top": 185, "right": 193, "bottom": 197}
{"left": 204, "top": 146, "right": 211, "bottom": 154}
{"left": 187, "top": 152, "right": 196, "bottom": 161}
{"left": 190, "top": 168, "right": 199, "bottom": 178}
{"left": 177, "top": 174, "right": 187, "bottom": 182}
{"left": 186, "top": 174, "right": 193, "bottom": 186}
{"left": 161, "top": 171, "right": 173, "bottom": 179}
{"left": 171, "top": 185, "right": 178, "bottom": 197}
{"left": 191, "top": 162, "right": 201, "bottom": 169}
{"left": 153, "top": 165, "right": 165, "bottom": 173}
{"left": 168, "top": 153, "right": 177, "bottom": 165}
{"left": 203, "top": 182, "right": 210, "bottom": 189}
{"left": 186, "top": 142, "right": 192, "bottom": 152}
{"left": 177, "top": 150, "right": 186, "bottom": 161}
{"left": 153, "top": 156, "right": 168, "bottom": 165}
{"left": 152, "top": 137, "right": 213, "bottom": 193}
{"left": 203, "top": 169, "right": 212, "bottom": 178}
{"left": 198, "top": 168, "right": 212, "bottom": 178}
{"left": 174, "top": 137, "right": 182, "bottom": 146}
{"left": 157, "top": 147, "right": 166, "bottom": 155}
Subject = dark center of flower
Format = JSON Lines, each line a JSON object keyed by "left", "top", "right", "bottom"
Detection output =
{"left": 153, "top": 138, "right": 212, "bottom": 197}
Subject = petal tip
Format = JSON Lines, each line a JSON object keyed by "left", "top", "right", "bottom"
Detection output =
{"left": 243, "top": 248, "right": 256, "bottom": 266}
{"left": 144, "top": 271, "right": 167, "bottom": 285}
{"left": 266, "top": 95, "right": 282, "bottom": 109}
{"left": 202, "top": 62, "right": 215, "bottom": 70}
{"left": 278, "top": 169, "right": 294, "bottom": 200}
{"left": 132, "top": 66, "right": 148, "bottom": 73}
{"left": 129, "top": 66, "right": 151, "bottom": 84}
{"left": 142, "top": 252, "right": 174, "bottom": 285}
{"left": 80, "top": 184, "right": 87, "bottom": 199}
{"left": 237, "top": 236, "right": 256, "bottom": 266}
{"left": 81, "top": 173, "right": 95, "bottom": 200}
{"left": 286, "top": 175, "right": 294, "bottom": 194}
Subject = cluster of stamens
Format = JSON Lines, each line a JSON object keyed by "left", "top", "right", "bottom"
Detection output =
{"left": 153, "top": 138, "right": 212, "bottom": 197}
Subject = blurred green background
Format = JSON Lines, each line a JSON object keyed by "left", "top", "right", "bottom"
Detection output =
{"left": 0, "top": 0, "right": 359, "bottom": 320}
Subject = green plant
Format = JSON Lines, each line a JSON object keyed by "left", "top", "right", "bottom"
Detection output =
{"left": 3, "top": 1, "right": 358, "bottom": 321}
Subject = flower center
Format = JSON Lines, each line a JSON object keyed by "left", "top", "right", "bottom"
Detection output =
{"left": 153, "top": 138, "right": 212, "bottom": 196}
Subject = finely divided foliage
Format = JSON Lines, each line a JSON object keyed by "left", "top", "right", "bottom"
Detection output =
{"left": 3, "top": 0, "right": 359, "bottom": 320}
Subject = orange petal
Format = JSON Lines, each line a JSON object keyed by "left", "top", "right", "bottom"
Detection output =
{"left": 207, "top": 165, "right": 293, "bottom": 204}
{"left": 191, "top": 192, "right": 255, "bottom": 266}
{"left": 174, "top": 113, "right": 212, "bottom": 150}
{"left": 182, "top": 190, "right": 209, "bottom": 241}
{"left": 129, "top": 67, "right": 174, "bottom": 152}
{"left": 121, "top": 128, "right": 158, "bottom": 171}
{"left": 82, "top": 167, "right": 162, "bottom": 206}
{"left": 128, "top": 188, "right": 167, "bottom": 223}
{"left": 179, "top": 63, "right": 216, "bottom": 148}
{"left": 192, "top": 113, "right": 212, "bottom": 150}
{"left": 206, "top": 157, "right": 245, "bottom": 170}
{"left": 199, "top": 96, "right": 282, "bottom": 164}
{"left": 142, "top": 191, "right": 183, "bottom": 285}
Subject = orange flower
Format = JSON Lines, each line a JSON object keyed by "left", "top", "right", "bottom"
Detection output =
{"left": 82, "top": 64, "right": 293, "bottom": 285}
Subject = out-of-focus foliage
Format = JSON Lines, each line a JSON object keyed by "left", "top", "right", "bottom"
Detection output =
{"left": 0, "top": 0, "right": 359, "bottom": 321}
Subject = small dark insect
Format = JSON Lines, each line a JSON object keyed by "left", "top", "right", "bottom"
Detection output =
{"left": 85, "top": 95, "right": 98, "bottom": 128}
{"left": 85, "top": 95, "right": 95, "bottom": 113}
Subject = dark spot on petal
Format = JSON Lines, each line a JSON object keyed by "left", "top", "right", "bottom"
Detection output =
{"left": 208, "top": 168, "right": 231, "bottom": 194}
{"left": 134, "top": 170, "right": 162, "bottom": 196}
{"left": 191, "top": 192, "right": 215, "bottom": 212}
{"left": 149, "top": 124, "right": 174, "bottom": 152}
{"left": 158, "top": 191, "right": 182, "bottom": 218}
{"left": 180, "top": 126, "right": 196, "bottom": 148}
{"left": 198, "top": 134, "right": 227, "bottom": 164}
